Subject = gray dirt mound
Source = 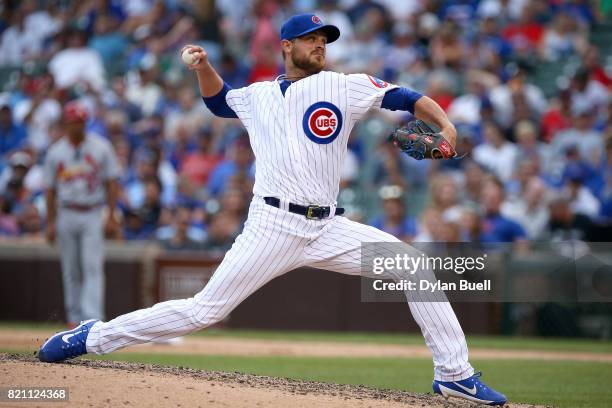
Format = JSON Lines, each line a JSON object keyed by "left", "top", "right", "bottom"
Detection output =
{"left": 1, "top": 353, "right": 548, "bottom": 408}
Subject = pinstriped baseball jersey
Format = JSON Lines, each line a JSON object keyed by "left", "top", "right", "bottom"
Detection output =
{"left": 81, "top": 68, "right": 475, "bottom": 384}
{"left": 225, "top": 71, "right": 397, "bottom": 205}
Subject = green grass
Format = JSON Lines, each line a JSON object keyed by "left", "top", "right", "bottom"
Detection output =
{"left": 194, "top": 328, "right": 612, "bottom": 353}
{"left": 80, "top": 352, "right": 609, "bottom": 408}
{"left": 1, "top": 321, "right": 611, "bottom": 353}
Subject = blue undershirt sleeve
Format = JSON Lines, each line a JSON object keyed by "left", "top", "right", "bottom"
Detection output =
{"left": 381, "top": 87, "right": 423, "bottom": 113}
{"left": 202, "top": 82, "right": 239, "bottom": 118}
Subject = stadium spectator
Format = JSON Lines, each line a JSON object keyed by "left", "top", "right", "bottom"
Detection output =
{"left": 0, "top": 150, "right": 44, "bottom": 197}
{"left": 17, "top": 202, "right": 44, "bottom": 239}
{"left": 447, "top": 72, "right": 495, "bottom": 127}
{"left": 459, "top": 205, "right": 482, "bottom": 242}
{"left": 179, "top": 126, "right": 220, "bottom": 187}
{"left": 208, "top": 136, "right": 254, "bottom": 197}
{"left": 479, "top": 177, "right": 528, "bottom": 246}
{"left": 547, "top": 193, "right": 594, "bottom": 241}
{"left": 0, "top": 6, "right": 45, "bottom": 66}
{"left": 0, "top": 103, "right": 27, "bottom": 161}
{"left": 501, "top": 3, "right": 544, "bottom": 57}
{"left": 461, "top": 160, "right": 487, "bottom": 207}
{"left": 217, "top": 53, "right": 251, "bottom": 89}
{"left": 382, "top": 22, "right": 419, "bottom": 83}
{"left": 569, "top": 67, "right": 610, "bottom": 116}
{"left": 513, "top": 119, "right": 551, "bottom": 168}
{"left": 315, "top": 0, "right": 355, "bottom": 68}
{"left": 343, "top": 12, "right": 386, "bottom": 73}
{"left": 550, "top": 102, "right": 603, "bottom": 170}
{"left": 158, "top": 205, "right": 204, "bottom": 251}
{"left": 582, "top": 45, "right": 612, "bottom": 88}
{"left": 201, "top": 210, "right": 242, "bottom": 254}
{"left": 166, "top": 123, "right": 197, "bottom": 171}
{"left": 539, "top": 11, "right": 587, "bottom": 61}
{"left": 49, "top": 28, "right": 107, "bottom": 92}
{"left": 429, "top": 175, "right": 463, "bottom": 220}
{"left": 473, "top": 121, "right": 518, "bottom": 182}
{"left": 414, "top": 208, "right": 439, "bottom": 242}
{"left": 501, "top": 176, "right": 550, "bottom": 240}
{"left": 540, "top": 87, "right": 573, "bottom": 143}
{"left": 125, "top": 55, "right": 164, "bottom": 117}
{"left": 122, "top": 176, "right": 163, "bottom": 240}
{"left": 474, "top": 13, "right": 513, "bottom": 64}
{"left": 89, "top": 12, "right": 129, "bottom": 73}
{"left": 489, "top": 63, "right": 547, "bottom": 131}
{"left": 219, "top": 187, "right": 250, "bottom": 222}
{"left": 12, "top": 73, "right": 62, "bottom": 152}
{"left": 369, "top": 185, "right": 417, "bottom": 243}
{"left": 164, "top": 85, "right": 209, "bottom": 141}
{"left": 562, "top": 163, "right": 601, "bottom": 219}
{"left": 429, "top": 21, "right": 465, "bottom": 71}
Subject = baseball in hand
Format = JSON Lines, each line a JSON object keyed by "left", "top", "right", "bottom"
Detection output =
{"left": 181, "top": 49, "right": 197, "bottom": 65}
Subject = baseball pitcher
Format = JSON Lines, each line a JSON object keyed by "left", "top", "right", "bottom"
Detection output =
{"left": 39, "top": 14, "right": 506, "bottom": 405}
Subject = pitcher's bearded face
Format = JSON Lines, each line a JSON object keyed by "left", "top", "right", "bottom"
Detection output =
{"left": 288, "top": 31, "right": 327, "bottom": 74}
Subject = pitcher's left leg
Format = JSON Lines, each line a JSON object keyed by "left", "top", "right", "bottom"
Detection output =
{"left": 305, "top": 216, "right": 473, "bottom": 381}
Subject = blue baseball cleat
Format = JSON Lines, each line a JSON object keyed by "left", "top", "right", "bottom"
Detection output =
{"left": 433, "top": 372, "right": 507, "bottom": 406}
{"left": 38, "top": 319, "right": 98, "bottom": 363}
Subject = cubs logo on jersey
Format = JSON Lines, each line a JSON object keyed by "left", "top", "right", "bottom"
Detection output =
{"left": 367, "top": 75, "right": 389, "bottom": 89}
{"left": 302, "top": 101, "right": 343, "bottom": 144}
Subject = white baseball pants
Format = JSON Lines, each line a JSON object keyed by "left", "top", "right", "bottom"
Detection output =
{"left": 86, "top": 196, "right": 474, "bottom": 381}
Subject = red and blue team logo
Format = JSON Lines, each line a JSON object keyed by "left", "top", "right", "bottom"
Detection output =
{"left": 367, "top": 75, "right": 389, "bottom": 89}
{"left": 312, "top": 15, "right": 322, "bottom": 24}
{"left": 302, "top": 102, "right": 343, "bottom": 144}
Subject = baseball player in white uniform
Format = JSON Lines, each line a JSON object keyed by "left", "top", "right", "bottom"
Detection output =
{"left": 39, "top": 14, "right": 507, "bottom": 405}
{"left": 43, "top": 101, "right": 121, "bottom": 326}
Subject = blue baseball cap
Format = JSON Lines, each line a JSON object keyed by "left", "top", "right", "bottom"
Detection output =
{"left": 280, "top": 14, "right": 340, "bottom": 43}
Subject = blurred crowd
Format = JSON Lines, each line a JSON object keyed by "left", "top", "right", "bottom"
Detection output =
{"left": 0, "top": 0, "right": 611, "bottom": 250}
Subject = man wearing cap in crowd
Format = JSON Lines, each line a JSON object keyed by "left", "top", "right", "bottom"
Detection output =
{"left": 43, "top": 101, "right": 121, "bottom": 327}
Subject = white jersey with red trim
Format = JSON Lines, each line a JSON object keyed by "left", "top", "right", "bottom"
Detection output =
{"left": 225, "top": 71, "right": 397, "bottom": 206}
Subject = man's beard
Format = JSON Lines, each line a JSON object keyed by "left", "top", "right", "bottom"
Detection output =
{"left": 291, "top": 50, "right": 324, "bottom": 75}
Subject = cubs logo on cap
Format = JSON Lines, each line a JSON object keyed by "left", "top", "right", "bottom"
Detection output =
{"left": 302, "top": 102, "right": 343, "bottom": 144}
{"left": 367, "top": 75, "right": 389, "bottom": 89}
{"left": 281, "top": 14, "right": 340, "bottom": 43}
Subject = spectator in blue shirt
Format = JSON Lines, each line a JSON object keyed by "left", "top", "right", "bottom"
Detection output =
{"left": 480, "top": 177, "right": 529, "bottom": 249}
{"left": 0, "top": 104, "right": 27, "bottom": 162}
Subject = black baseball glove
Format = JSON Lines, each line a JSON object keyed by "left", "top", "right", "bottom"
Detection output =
{"left": 389, "top": 120, "right": 458, "bottom": 160}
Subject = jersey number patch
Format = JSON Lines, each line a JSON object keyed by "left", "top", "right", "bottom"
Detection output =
{"left": 302, "top": 102, "right": 343, "bottom": 144}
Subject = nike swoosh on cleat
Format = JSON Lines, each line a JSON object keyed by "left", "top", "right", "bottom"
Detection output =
{"left": 61, "top": 330, "right": 83, "bottom": 344}
{"left": 453, "top": 383, "right": 477, "bottom": 395}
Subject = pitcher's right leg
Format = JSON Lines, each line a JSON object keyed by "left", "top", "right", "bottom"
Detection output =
{"left": 86, "top": 204, "right": 306, "bottom": 355}
{"left": 39, "top": 199, "right": 307, "bottom": 362}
